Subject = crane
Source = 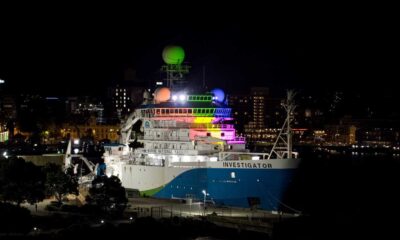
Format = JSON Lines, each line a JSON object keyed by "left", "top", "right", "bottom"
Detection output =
{"left": 119, "top": 109, "right": 141, "bottom": 145}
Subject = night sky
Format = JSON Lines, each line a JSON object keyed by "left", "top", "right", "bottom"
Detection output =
{"left": 0, "top": 9, "right": 397, "bottom": 97}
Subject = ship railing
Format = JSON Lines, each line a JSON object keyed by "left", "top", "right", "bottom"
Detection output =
{"left": 278, "top": 151, "right": 298, "bottom": 159}
{"left": 142, "top": 136, "right": 190, "bottom": 141}
{"left": 169, "top": 162, "right": 207, "bottom": 168}
{"left": 151, "top": 113, "right": 230, "bottom": 119}
{"left": 227, "top": 136, "right": 246, "bottom": 144}
{"left": 234, "top": 136, "right": 246, "bottom": 141}
{"left": 268, "top": 148, "right": 299, "bottom": 159}
{"left": 189, "top": 123, "right": 234, "bottom": 129}
{"left": 135, "top": 148, "right": 199, "bottom": 155}
{"left": 146, "top": 123, "right": 235, "bottom": 129}
{"left": 218, "top": 151, "right": 271, "bottom": 161}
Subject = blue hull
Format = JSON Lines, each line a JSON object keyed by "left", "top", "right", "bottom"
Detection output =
{"left": 153, "top": 168, "right": 296, "bottom": 211}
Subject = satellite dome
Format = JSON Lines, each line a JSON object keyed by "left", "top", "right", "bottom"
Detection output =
{"left": 162, "top": 45, "right": 185, "bottom": 65}
{"left": 211, "top": 88, "right": 225, "bottom": 102}
{"left": 154, "top": 87, "right": 171, "bottom": 103}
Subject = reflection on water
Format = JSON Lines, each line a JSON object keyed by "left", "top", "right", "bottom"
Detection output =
{"left": 276, "top": 147, "right": 400, "bottom": 239}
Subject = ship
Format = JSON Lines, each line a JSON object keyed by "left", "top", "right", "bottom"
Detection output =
{"left": 100, "top": 46, "right": 300, "bottom": 211}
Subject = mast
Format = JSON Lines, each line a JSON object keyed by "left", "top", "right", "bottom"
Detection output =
{"left": 202, "top": 65, "right": 206, "bottom": 88}
{"left": 285, "top": 90, "right": 295, "bottom": 158}
{"left": 160, "top": 64, "right": 190, "bottom": 88}
{"left": 160, "top": 45, "right": 190, "bottom": 89}
{"left": 268, "top": 90, "right": 297, "bottom": 159}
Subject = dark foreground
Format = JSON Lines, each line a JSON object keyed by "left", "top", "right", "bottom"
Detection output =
{"left": 2, "top": 216, "right": 270, "bottom": 240}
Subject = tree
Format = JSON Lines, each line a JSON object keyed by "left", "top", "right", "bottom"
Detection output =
{"left": 0, "top": 156, "right": 45, "bottom": 205}
{"left": 86, "top": 176, "right": 127, "bottom": 215}
{"left": 0, "top": 202, "right": 32, "bottom": 234}
{"left": 43, "top": 163, "right": 79, "bottom": 205}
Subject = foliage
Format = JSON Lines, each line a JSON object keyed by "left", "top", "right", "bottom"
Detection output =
{"left": 86, "top": 176, "right": 128, "bottom": 216}
{"left": 0, "top": 202, "right": 32, "bottom": 234}
{"left": 0, "top": 156, "right": 45, "bottom": 205}
{"left": 43, "top": 163, "right": 79, "bottom": 204}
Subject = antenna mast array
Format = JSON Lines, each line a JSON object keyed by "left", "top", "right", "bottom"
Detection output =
{"left": 160, "top": 45, "right": 190, "bottom": 89}
{"left": 268, "top": 90, "right": 297, "bottom": 159}
{"left": 161, "top": 64, "right": 190, "bottom": 88}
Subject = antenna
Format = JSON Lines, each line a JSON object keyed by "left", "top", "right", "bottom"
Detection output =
{"left": 161, "top": 45, "right": 190, "bottom": 89}
{"left": 268, "top": 90, "right": 297, "bottom": 159}
{"left": 161, "top": 64, "right": 191, "bottom": 88}
{"left": 202, "top": 65, "right": 206, "bottom": 88}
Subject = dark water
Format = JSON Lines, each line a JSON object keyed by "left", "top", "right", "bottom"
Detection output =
{"left": 275, "top": 148, "right": 400, "bottom": 239}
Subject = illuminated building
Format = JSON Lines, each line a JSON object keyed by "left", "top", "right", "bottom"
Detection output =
{"left": 61, "top": 115, "right": 120, "bottom": 142}
{"left": 229, "top": 87, "right": 280, "bottom": 142}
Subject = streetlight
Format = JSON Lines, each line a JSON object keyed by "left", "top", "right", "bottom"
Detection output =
{"left": 201, "top": 189, "right": 209, "bottom": 216}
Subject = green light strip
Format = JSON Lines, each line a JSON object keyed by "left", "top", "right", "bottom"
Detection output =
{"left": 187, "top": 95, "right": 213, "bottom": 102}
{"left": 193, "top": 108, "right": 215, "bottom": 116}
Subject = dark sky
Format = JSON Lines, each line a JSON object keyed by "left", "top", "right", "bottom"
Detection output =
{"left": 0, "top": 8, "right": 397, "bottom": 97}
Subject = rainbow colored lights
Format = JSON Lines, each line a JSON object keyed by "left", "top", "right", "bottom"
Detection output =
{"left": 141, "top": 106, "right": 242, "bottom": 143}
{"left": 139, "top": 89, "right": 244, "bottom": 144}
{"left": 141, "top": 107, "right": 231, "bottom": 118}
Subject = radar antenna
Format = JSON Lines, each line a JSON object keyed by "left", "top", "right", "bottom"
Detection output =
{"left": 161, "top": 64, "right": 191, "bottom": 88}
{"left": 160, "top": 45, "right": 190, "bottom": 88}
